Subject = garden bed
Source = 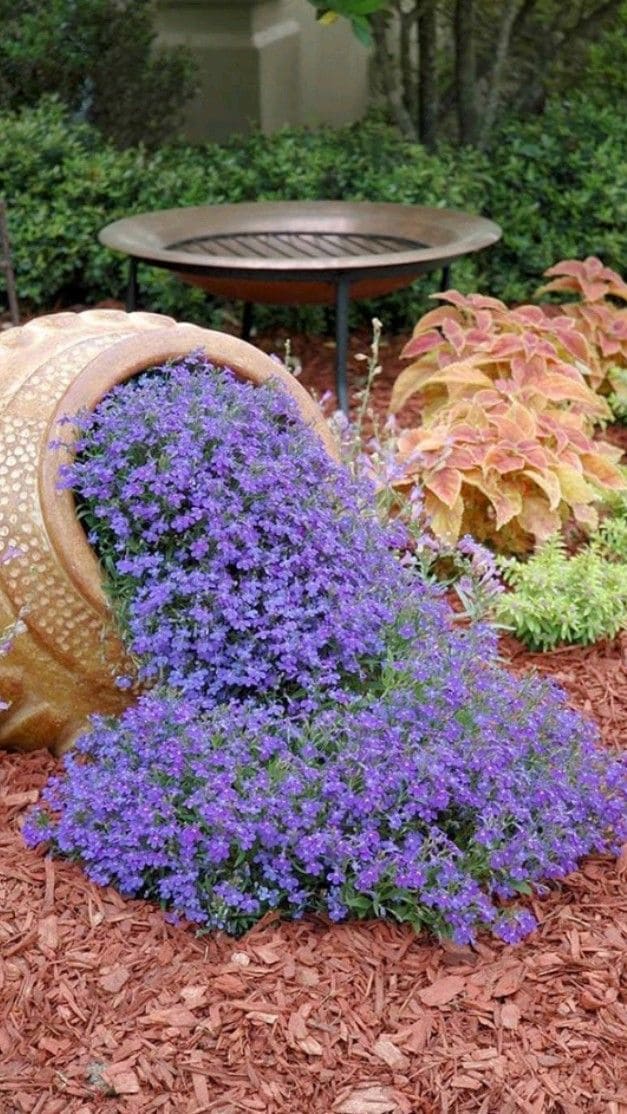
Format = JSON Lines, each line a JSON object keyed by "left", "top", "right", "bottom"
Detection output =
{"left": 1, "top": 630, "right": 625, "bottom": 1114}
{"left": 0, "top": 329, "right": 625, "bottom": 1114}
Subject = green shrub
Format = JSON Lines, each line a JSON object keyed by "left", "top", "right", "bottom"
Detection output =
{"left": 477, "top": 97, "right": 627, "bottom": 303}
{"left": 0, "top": 0, "right": 196, "bottom": 149}
{"left": 0, "top": 95, "right": 625, "bottom": 326}
{"left": 496, "top": 535, "right": 627, "bottom": 651}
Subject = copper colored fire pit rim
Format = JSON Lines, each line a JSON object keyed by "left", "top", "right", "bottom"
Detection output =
{"left": 99, "top": 201, "right": 501, "bottom": 276}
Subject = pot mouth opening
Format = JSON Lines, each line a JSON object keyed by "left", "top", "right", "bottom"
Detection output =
{"left": 40, "top": 321, "right": 332, "bottom": 620}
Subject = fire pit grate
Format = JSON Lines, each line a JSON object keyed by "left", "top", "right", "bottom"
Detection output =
{"left": 166, "top": 231, "right": 427, "bottom": 261}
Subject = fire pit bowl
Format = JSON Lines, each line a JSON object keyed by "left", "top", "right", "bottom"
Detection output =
{"left": 100, "top": 201, "right": 502, "bottom": 411}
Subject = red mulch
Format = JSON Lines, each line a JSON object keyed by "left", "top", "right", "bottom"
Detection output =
{"left": 255, "top": 326, "right": 415, "bottom": 425}
{"left": 1, "top": 323, "right": 626, "bottom": 1113}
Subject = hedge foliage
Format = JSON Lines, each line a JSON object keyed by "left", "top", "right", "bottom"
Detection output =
{"left": 0, "top": 0, "right": 196, "bottom": 149}
{"left": 1, "top": 95, "right": 625, "bottom": 327}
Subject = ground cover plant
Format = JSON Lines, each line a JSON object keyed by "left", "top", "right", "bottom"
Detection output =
{"left": 389, "top": 263, "right": 626, "bottom": 551}
{"left": 496, "top": 533, "right": 627, "bottom": 651}
{"left": 24, "top": 352, "right": 627, "bottom": 946}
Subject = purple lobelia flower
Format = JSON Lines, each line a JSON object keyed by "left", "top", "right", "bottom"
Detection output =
{"left": 23, "top": 352, "right": 627, "bottom": 945}
{"left": 57, "top": 352, "right": 407, "bottom": 705}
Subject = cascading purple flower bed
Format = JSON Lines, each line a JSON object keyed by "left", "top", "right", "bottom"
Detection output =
{"left": 24, "top": 351, "right": 627, "bottom": 944}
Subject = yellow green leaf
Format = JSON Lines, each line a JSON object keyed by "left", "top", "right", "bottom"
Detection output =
{"left": 389, "top": 361, "right": 437, "bottom": 413}
{"left": 425, "top": 491, "right": 464, "bottom": 542}
{"left": 522, "top": 468, "right": 561, "bottom": 510}
{"left": 580, "top": 453, "right": 626, "bottom": 491}
{"left": 553, "top": 463, "right": 597, "bottom": 505}
{"left": 418, "top": 359, "right": 494, "bottom": 392}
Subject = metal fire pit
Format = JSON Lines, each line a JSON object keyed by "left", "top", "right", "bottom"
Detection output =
{"left": 99, "top": 201, "right": 501, "bottom": 411}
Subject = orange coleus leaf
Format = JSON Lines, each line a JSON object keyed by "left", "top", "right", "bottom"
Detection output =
{"left": 593, "top": 439, "right": 625, "bottom": 464}
{"left": 463, "top": 471, "right": 522, "bottom": 530}
{"left": 424, "top": 466, "right": 462, "bottom": 508}
{"left": 521, "top": 332, "right": 559, "bottom": 361}
{"left": 502, "top": 401, "right": 538, "bottom": 440}
{"left": 472, "top": 388, "right": 504, "bottom": 409}
{"left": 444, "top": 420, "right": 485, "bottom": 442}
{"left": 540, "top": 275, "right": 609, "bottom": 302}
{"left": 401, "top": 330, "right": 444, "bottom": 360}
{"left": 517, "top": 441, "right": 549, "bottom": 470}
{"left": 540, "top": 257, "right": 627, "bottom": 303}
{"left": 535, "top": 373, "right": 609, "bottom": 416}
{"left": 572, "top": 503, "right": 599, "bottom": 530}
{"left": 388, "top": 362, "right": 434, "bottom": 414}
{"left": 517, "top": 495, "right": 562, "bottom": 543}
{"left": 509, "top": 304, "right": 554, "bottom": 329}
{"left": 537, "top": 413, "right": 572, "bottom": 454}
{"left": 547, "top": 316, "right": 592, "bottom": 364}
{"left": 580, "top": 452, "right": 626, "bottom": 490}
{"left": 547, "top": 418, "right": 593, "bottom": 454}
{"left": 432, "top": 290, "right": 507, "bottom": 312}
{"left": 441, "top": 317, "right": 468, "bottom": 355}
{"left": 482, "top": 445, "right": 525, "bottom": 473}
{"left": 522, "top": 468, "right": 562, "bottom": 510}
{"left": 396, "top": 425, "right": 450, "bottom": 460}
{"left": 447, "top": 444, "right": 485, "bottom": 470}
{"left": 546, "top": 357, "right": 592, "bottom": 384}
{"left": 477, "top": 334, "right": 525, "bottom": 363}
{"left": 411, "top": 304, "right": 462, "bottom": 332}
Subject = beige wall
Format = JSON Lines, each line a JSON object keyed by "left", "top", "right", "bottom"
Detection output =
{"left": 155, "top": 0, "right": 370, "bottom": 143}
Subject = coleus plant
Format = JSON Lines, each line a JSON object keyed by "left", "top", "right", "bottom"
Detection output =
{"left": 389, "top": 290, "right": 625, "bottom": 550}
{"left": 536, "top": 257, "right": 627, "bottom": 405}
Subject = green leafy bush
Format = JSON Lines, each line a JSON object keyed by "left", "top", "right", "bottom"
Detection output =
{"left": 0, "top": 0, "right": 196, "bottom": 149}
{"left": 478, "top": 97, "right": 627, "bottom": 303}
{"left": 0, "top": 94, "right": 625, "bottom": 324}
{"left": 496, "top": 535, "right": 627, "bottom": 651}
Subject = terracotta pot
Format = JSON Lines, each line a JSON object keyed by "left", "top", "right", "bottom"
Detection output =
{"left": 0, "top": 309, "right": 335, "bottom": 754}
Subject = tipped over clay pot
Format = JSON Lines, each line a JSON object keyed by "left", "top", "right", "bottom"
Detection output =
{"left": 0, "top": 310, "right": 334, "bottom": 754}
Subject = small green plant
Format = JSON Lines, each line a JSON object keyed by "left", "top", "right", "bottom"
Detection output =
{"left": 595, "top": 487, "right": 627, "bottom": 559}
{"left": 609, "top": 368, "right": 627, "bottom": 422}
{"left": 496, "top": 535, "right": 627, "bottom": 651}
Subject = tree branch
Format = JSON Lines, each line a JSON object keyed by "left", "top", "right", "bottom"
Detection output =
{"left": 372, "top": 12, "right": 419, "bottom": 139}
{"left": 418, "top": 0, "right": 438, "bottom": 149}
{"left": 454, "top": 0, "right": 479, "bottom": 145}
{"left": 478, "top": 0, "right": 524, "bottom": 149}
{"left": 394, "top": 0, "right": 418, "bottom": 119}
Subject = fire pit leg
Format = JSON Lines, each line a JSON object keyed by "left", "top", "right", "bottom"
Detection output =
{"left": 440, "top": 264, "right": 452, "bottom": 292}
{"left": 335, "top": 277, "right": 351, "bottom": 415}
{"left": 126, "top": 258, "right": 139, "bottom": 312}
{"left": 241, "top": 301, "right": 254, "bottom": 341}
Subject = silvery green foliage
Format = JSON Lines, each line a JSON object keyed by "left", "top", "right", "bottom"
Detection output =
{"left": 497, "top": 535, "right": 627, "bottom": 651}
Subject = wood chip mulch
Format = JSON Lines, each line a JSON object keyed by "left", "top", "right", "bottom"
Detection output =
{"left": 1, "top": 322, "right": 626, "bottom": 1113}
{"left": 1, "top": 640, "right": 625, "bottom": 1114}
